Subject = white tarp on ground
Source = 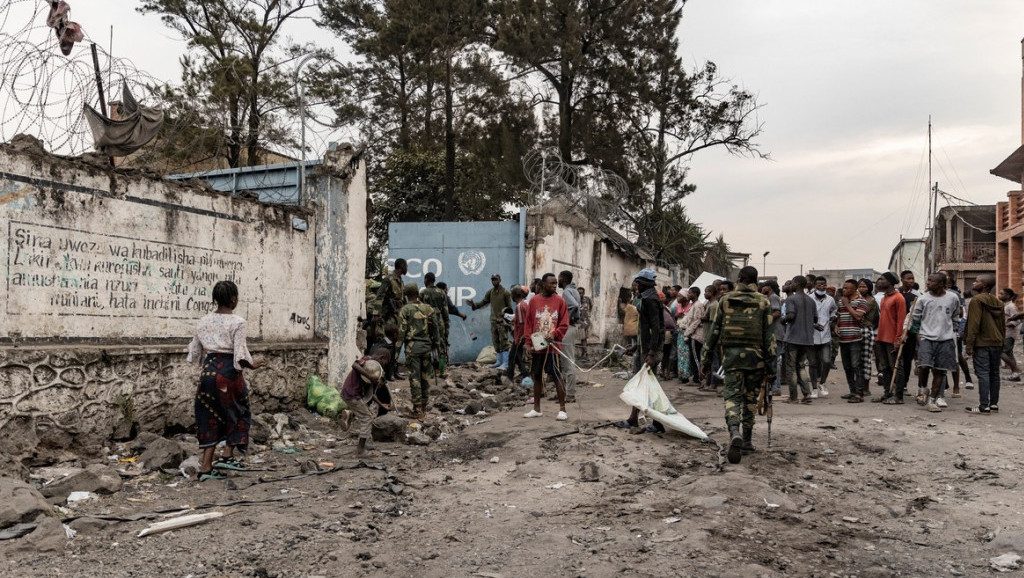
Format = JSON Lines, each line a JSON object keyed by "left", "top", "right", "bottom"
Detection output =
{"left": 619, "top": 365, "right": 708, "bottom": 440}
{"left": 687, "top": 271, "right": 727, "bottom": 303}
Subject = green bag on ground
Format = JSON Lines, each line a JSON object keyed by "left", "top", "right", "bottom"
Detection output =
{"left": 306, "top": 375, "right": 347, "bottom": 417}
{"left": 306, "top": 375, "right": 328, "bottom": 407}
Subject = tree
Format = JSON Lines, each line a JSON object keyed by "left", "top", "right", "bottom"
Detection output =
{"left": 703, "top": 234, "right": 734, "bottom": 278}
{"left": 138, "top": 0, "right": 322, "bottom": 168}
{"left": 607, "top": 0, "right": 765, "bottom": 253}
{"left": 492, "top": 0, "right": 650, "bottom": 169}
{"left": 318, "top": 0, "right": 536, "bottom": 265}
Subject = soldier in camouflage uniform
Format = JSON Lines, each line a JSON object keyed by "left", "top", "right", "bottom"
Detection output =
{"left": 702, "top": 266, "right": 776, "bottom": 465}
{"left": 398, "top": 282, "right": 441, "bottom": 419}
{"left": 374, "top": 259, "right": 408, "bottom": 380}
{"left": 420, "top": 272, "right": 449, "bottom": 378}
{"left": 468, "top": 274, "right": 513, "bottom": 369}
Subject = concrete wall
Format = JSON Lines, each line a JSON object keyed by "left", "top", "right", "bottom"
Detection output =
{"left": 0, "top": 136, "right": 366, "bottom": 457}
{"left": 312, "top": 145, "right": 367, "bottom": 384}
{"left": 0, "top": 138, "right": 316, "bottom": 342}
{"left": 525, "top": 207, "right": 650, "bottom": 349}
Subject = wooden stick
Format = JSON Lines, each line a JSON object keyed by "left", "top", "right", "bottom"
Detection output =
{"left": 541, "top": 421, "right": 616, "bottom": 441}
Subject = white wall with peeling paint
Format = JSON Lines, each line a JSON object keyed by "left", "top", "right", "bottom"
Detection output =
{"left": 0, "top": 142, "right": 317, "bottom": 342}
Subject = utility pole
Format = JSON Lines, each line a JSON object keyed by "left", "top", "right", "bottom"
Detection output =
{"left": 926, "top": 116, "right": 934, "bottom": 274}
{"left": 295, "top": 54, "right": 316, "bottom": 206}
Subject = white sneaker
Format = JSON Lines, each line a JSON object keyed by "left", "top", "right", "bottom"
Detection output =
{"left": 1010, "top": 373, "right": 1021, "bottom": 382}
{"left": 965, "top": 382, "right": 975, "bottom": 390}
{"left": 936, "top": 397, "right": 948, "bottom": 408}
{"left": 927, "top": 399, "right": 942, "bottom": 413}
{"left": 556, "top": 411, "right": 568, "bottom": 421}
{"left": 819, "top": 386, "right": 829, "bottom": 397}
{"left": 523, "top": 409, "right": 543, "bottom": 418}
{"left": 810, "top": 391, "right": 819, "bottom": 399}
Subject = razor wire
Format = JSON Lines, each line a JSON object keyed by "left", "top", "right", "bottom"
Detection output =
{"left": 0, "top": 0, "right": 163, "bottom": 155}
{"left": 0, "top": 1, "right": 351, "bottom": 188}
{"left": 523, "top": 147, "right": 632, "bottom": 224}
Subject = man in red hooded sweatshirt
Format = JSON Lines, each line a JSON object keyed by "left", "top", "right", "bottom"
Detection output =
{"left": 523, "top": 272, "right": 570, "bottom": 421}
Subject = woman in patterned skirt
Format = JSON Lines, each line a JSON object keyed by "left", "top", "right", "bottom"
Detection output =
{"left": 187, "top": 280, "right": 263, "bottom": 481}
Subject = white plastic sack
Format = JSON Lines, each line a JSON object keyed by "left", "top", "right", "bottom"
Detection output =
{"left": 619, "top": 364, "right": 708, "bottom": 440}
{"left": 475, "top": 345, "right": 496, "bottom": 365}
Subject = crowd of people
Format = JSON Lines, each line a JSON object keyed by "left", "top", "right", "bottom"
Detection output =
{"left": 623, "top": 267, "right": 1016, "bottom": 417}
{"left": 183, "top": 259, "right": 1020, "bottom": 479}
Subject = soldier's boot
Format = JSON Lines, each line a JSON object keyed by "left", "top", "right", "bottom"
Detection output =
{"left": 416, "top": 403, "right": 427, "bottom": 420}
{"left": 742, "top": 427, "right": 756, "bottom": 455}
{"left": 727, "top": 424, "right": 743, "bottom": 464}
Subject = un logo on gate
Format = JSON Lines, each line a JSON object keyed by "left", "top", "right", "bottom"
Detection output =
{"left": 458, "top": 251, "right": 486, "bottom": 276}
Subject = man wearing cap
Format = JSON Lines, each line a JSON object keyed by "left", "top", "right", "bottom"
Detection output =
{"left": 341, "top": 350, "right": 391, "bottom": 456}
{"left": 398, "top": 282, "right": 442, "bottom": 420}
{"left": 468, "top": 274, "right": 513, "bottom": 370}
{"left": 872, "top": 272, "right": 906, "bottom": 403}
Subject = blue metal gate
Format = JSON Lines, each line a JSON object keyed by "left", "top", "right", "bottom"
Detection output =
{"left": 388, "top": 219, "right": 523, "bottom": 363}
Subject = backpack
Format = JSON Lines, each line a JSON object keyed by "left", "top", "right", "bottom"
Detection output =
{"left": 718, "top": 291, "right": 768, "bottom": 348}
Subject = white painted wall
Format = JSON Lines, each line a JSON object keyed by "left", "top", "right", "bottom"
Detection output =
{"left": 525, "top": 207, "right": 652, "bottom": 348}
{"left": 0, "top": 143, "right": 316, "bottom": 342}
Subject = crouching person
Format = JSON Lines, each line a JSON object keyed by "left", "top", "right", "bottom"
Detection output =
{"left": 341, "top": 351, "right": 390, "bottom": 456}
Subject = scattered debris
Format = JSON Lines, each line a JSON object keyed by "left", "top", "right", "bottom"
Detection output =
{"left": 990, "top": 553, "right": 1022, "bottom": 573}
{"left": 137, "top": 512, "right": 226, "bottom": 538}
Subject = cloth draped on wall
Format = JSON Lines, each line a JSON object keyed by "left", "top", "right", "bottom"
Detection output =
{"left": 84, "top": 83, "right": 164, "bottom": 156}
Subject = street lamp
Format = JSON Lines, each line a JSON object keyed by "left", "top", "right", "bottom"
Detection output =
{"left": 762, "top": 251, "right": 770, "bottom": 277}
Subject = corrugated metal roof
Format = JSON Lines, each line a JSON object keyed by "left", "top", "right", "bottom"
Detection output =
{"left": 166, "top": 159, "right": 323, "bottom": 205}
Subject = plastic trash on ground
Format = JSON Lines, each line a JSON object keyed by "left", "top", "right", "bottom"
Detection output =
{"left": 619, "top": 364, "right": 708, "bottom": 440}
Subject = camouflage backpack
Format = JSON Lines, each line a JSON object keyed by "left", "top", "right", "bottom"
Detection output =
{"left": 718, "top": 290, "right": 768, "bottom": 348}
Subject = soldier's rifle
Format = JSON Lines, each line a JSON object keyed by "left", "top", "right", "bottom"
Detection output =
{"left": 756, "top": 372, "right": 774, "bottom": 448}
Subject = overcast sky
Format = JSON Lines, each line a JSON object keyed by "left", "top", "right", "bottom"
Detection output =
{"left": 12, "top": 1, "right": 1024, "bottom": 282}
{"left": 678, "top": 0, "right": 1024, "bottom": 281}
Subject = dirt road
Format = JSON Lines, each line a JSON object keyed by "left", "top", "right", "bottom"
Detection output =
{"left": 6, "top": 362, "right": 1024, "bottom": 577}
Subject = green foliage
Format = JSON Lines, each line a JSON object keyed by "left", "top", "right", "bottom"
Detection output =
{"left": 137, "top": 0, "right": 324, "bottom": 169}
{"left": 318, "top": 0, "right": 536, "bottom": 274}
{"left": 316, "top": 0, "right": 763, "bottom": 277}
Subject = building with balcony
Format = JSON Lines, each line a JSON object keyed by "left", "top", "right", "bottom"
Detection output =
{"left": 990, "top": 40, "right": 1024, "bottom": 293}
{"left": 929, "top": 205, "right": 996, "bottom": 289}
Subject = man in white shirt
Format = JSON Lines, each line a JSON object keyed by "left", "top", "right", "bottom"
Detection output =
{"left": 903, "top": 273, "right": 961, "bottom": 412}
{"left": 810, "top": 276, "right": 837, "bottom": 397}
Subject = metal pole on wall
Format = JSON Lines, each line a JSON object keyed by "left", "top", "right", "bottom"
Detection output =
{"left": 295, "top": 54, "right": 316, "bottom": 206}
{"left": 762, "top": 250, "right": 770, "bottom": 278}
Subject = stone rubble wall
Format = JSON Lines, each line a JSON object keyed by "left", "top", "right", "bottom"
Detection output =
{"left": 0, "top": 344, "right": 327, "bottom": 457}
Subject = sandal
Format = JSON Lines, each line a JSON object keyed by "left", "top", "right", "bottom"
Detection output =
{"left": 871, "top": 395, "right": 891, "bottom": 403}
{"left": 214, "top": 457, "right": 246, "bottom": 471}
{"left": 198, "top": 470, "right": 226, "bottom": 482}
{"left": 847, "top": 396, "right": 864, "bottom": 403}
{"left": 613, "top": 420, "right": 634, "bottom": 429}
{"left": 881, "top": 397, "right": 904, "bottom": 405}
